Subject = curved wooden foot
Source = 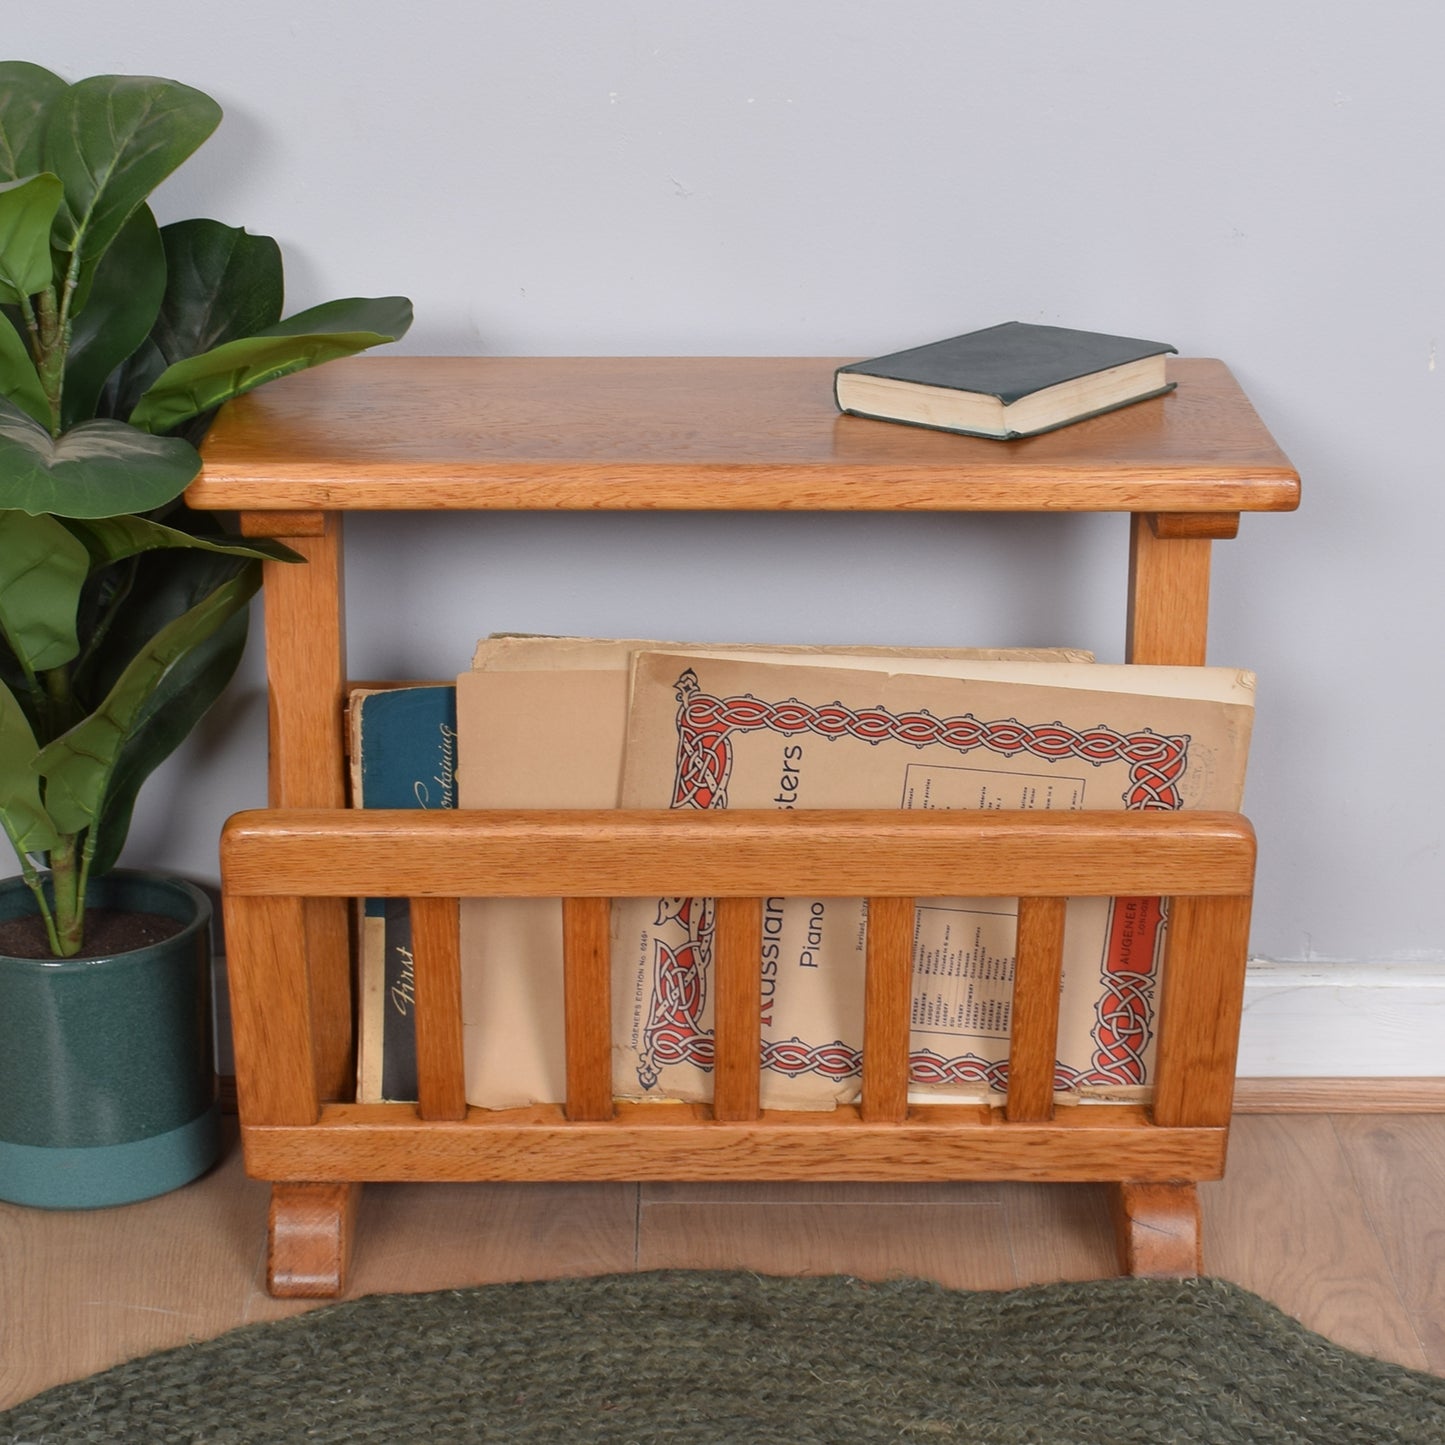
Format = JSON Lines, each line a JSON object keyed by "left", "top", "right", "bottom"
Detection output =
{"left": 268, "top": 1182, "right": 361, "bottom": 1297}
{"left": 1108, "top": 1181, "right": 1202, "bottom": 1277}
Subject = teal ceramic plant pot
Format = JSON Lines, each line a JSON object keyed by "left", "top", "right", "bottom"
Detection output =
{"left": 0, "top": 871, "right": 221, "bottom": 1209}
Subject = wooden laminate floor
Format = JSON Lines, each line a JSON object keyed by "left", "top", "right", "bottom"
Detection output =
{"left": 2, "top": 1112, "right": 1442, "bottom": 1410}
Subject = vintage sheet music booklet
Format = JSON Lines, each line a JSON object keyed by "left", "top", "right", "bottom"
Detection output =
{"left": 438, "top": 636, "right": 1253, "bottom": 1113}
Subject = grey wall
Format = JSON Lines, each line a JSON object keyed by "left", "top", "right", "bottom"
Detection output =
{"left": 25, "top": 1, "right": 1445, "bottom": 966}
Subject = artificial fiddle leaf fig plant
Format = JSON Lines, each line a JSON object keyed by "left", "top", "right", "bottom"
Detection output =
{"left": 0, "top": 62, "right": 413, "bottom": 957}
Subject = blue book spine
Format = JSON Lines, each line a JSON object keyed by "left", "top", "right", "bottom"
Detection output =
{"left": 354, "top": 685, "right": 458, "bottom": 1101}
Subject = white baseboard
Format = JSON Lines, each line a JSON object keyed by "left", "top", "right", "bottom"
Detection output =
{"left": 1237, "top": 959, "right": 1445, "bottom": 1077}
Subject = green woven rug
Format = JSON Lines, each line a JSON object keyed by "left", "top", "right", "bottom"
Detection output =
{"left": 4, "top": 1273, "right": 1443, "bottom": 1444}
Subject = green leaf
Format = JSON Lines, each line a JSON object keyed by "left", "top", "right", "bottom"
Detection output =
{"left": 0, "top": 676, "right": 62, "bottom": 859}
{"left": 35, "top": 566, "right": 258, "bottom": 836}
{"left": 154, "top": 220, "right": 284, "bottom": 361}
{"left": 0, "top": 396, "right": 200, "bottom": 517}
{"left": 0, "top": 311, "right": 48, "bottom": 425}
{"left": 127, "top": 295, "right": 413, "bottom": 435}
{"left": 96, "top": 334, "right": 164, "bottom": 425}
{"left": 0, "top": 510, "right": 89, "bottom": 672}
{"left": 0, "top": 63, "right": 65, "bottom": 181}
{"left": 43, "top": 74, "right": 220, "bottom": 294}
{"left": 260, "top": 295, "right": 413, "bottom": 342}
{"left": 72, "top": 542, "right": 238, "bottom": 702}
{"left": 61, "top": 203, "right": 165, "bottom": 428}
{"left": 0, "top": 172, "right": 63, "bottom": 304}
{"left": 86, "top": 602, "right": 249, "bottom": 875}
{"left": 65, "top": 512, "right": 302, "bottom": 567}
{"left": 104, "top": 219, "right": 285, "bottom": 427}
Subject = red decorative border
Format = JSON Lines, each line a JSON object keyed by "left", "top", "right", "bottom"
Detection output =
{"left": 636, "top": 670, "right": 1184, "bottom": 1093}
{"left": 670, "top": 672, "right": 1187, "bottom": 813}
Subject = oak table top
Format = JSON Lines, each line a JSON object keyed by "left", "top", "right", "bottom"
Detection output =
{"left": 188, "top": 356, "right": 1300, "bottom": 516}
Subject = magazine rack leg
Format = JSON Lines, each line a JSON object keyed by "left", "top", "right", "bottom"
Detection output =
{"left": 244, "top": 511, "right": 354, "bottom": 1100}
{"left": 1108, "top": 1181, "right": 1203, "bottom": 1278}
{"left": 268, "top": 1181, "right": 360, "bottom": 1297}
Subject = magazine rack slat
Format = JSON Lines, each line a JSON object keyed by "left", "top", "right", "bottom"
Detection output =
{"left": 713, "top": 896, "right": 766, "bottom": 1122}
{"left": 1004, "top": 897, "right": 1070, "bottom": 1124}
{"left": 191, "top": 355, "right": 1298, "bottom": 1299}
{"left": 861, "top": 894, "right": 914, "bottom": 1125}
{"left": 560, "top": 895, "right": 614, "bottom": 1122}
{"left": 409, "top": 896, "right": 466, "bottom": 1122}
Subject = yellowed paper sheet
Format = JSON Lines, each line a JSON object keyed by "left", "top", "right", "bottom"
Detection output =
{"left": 614, "top": 652, "right": 1254, "bottom": 1109}
{"left": 457, "top": 668, "right": 627, "bottom": 1108}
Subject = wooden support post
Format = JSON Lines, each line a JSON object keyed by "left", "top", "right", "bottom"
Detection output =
{"left": 1125, "top": 509, "right": 1222, "bottom": 1228}
{"left": 1152, "top": 894, "right": 1256, "bottom": 1131}
{"left": 242, "top": 511, "right": 354, "bottom": 1101}
{"left": 241, "top": 511, "right": 348, "bottom": 809}
{"left": 1126, "top": 513, "right": 1215, "bottom": 666}
{"left": 223, "top": 894, "right": 318, "bottom": 1126}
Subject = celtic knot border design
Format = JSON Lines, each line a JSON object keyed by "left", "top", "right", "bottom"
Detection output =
{"left": 669, "top": 670, "right": 1188, "bottom": 813}
{"left": 638, "top": 669, "right": 1188, "bottom": 1094}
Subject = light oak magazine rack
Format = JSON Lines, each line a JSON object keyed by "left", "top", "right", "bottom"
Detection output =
{"left": 190, "top": 356, "right": 1300, "bottom": 1298}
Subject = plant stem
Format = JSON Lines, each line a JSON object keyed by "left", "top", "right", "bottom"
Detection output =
{"left": 14, "top": 853, "right": 63, "bottom": 956}
{"left": 33, "top": 286, "right": 68, "bottom": 437}
{"left": 47, "top": 835, "right": 84, "bottom": 956}
{"left": 17, "top": 291, "right": 42, "bottom": 351}
{"left": 36, "top": 664, "right": 86, "bottom": 956}
{"left": 40, "top": 662, "right": 77, "bottom": 741}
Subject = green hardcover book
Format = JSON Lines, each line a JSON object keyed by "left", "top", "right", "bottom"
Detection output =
{"left": 351, "top": 684, "right": 458, "bottom": 1102}
{"left": 834, "top": 321, "right": 1177, "bottom": 440}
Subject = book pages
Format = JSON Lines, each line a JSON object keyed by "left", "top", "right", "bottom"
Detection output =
{"left": 457, "top": 637, "right": 1093, "bottom": 1109}
{"left": 613, "top": 653, "right": 1254, "bottom": 1110}
{"left": 472, "top": 635, "right": 1096, "bottom": 671}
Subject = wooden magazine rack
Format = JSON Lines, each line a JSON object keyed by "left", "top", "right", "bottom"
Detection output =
{"left": 191, "top": 356, "right": 1299, "bottom": 1298}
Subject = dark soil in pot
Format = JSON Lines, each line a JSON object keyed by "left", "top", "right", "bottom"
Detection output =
{"left": 0, "top": 909, "right": 185, "bottom": 959}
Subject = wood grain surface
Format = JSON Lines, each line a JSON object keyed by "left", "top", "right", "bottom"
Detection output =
{"left": 221, "top": 807, "right": 1257, "bottom": 900}
{"left": 189, "top": 357, "right": 1299, "bottom": 514}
